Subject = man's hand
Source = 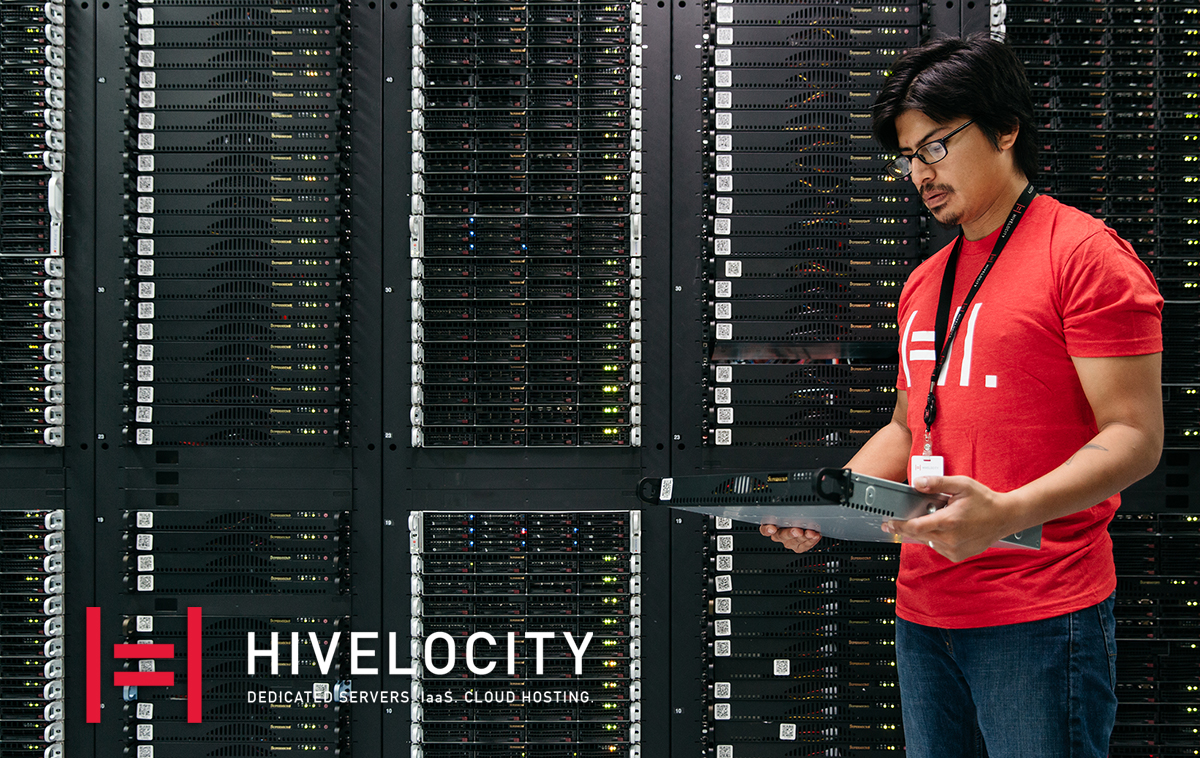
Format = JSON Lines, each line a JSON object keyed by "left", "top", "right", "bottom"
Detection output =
{"left": 759, "top": 524, "right": 822, "bottom": 554}
{"left": 882, "top": 475, "right": 1023, "bottom": 562}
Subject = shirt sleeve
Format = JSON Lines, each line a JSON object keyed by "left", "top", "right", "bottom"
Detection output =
{"left": 1060, "top": 228, "right": 1163, "bottom": 357}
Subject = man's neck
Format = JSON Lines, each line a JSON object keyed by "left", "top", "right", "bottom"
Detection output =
{"left": 961, "top": 173, "right": 1031, "bottom": 241}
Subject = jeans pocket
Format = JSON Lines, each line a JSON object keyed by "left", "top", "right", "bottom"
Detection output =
{"left": 1098, "top": 594, "right": 1118, "bottom": 692}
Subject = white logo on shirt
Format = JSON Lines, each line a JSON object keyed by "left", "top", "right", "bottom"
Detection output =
{"left": 901, "top": 305, "right": 998, "bottom": 389}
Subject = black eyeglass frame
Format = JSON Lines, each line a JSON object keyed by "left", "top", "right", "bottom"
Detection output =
{"left": 884, "top": 119, "right": 976, "bottom": 180}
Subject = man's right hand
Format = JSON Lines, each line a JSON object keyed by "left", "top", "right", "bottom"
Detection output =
{"left": 759, "top": 524, "right": 822, "bottom": 553}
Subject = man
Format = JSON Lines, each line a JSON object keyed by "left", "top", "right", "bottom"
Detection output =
{"left": 761, "top": 35, "right": 1163, "bottom": 757}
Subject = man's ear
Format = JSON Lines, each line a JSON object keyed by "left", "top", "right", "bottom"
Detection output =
{"left": 997, "top": 123, "right": 1019, "bottom": 151}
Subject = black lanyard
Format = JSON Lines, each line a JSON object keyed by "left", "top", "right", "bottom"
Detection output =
{"left": 922, "top": 184, "right": 1036, "bottom": 450}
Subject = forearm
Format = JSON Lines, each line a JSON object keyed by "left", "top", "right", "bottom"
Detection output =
{"left": 844, "top": 417, "right": 912, "bottom": 482}
{"left": 1000, "top": 421, "right": 1162, "bottom": 533}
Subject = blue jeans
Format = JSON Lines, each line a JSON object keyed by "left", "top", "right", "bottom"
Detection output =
{"left": 895, "top": 594, "right": 1117, "bottom": 758}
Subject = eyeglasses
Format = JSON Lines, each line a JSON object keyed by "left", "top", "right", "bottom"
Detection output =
{"left": 884, "top": 119, "right": 976, "bottom": 180}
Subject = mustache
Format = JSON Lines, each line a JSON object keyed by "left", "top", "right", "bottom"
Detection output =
{"left": 920, "top": 185, "right": 953, "bottom": 200}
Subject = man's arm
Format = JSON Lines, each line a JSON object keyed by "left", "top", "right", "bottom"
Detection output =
{"left": 887, "top": 353, "right": 1163, "bottom": 561}
{"left": 761, "top": 391, "right": 913, "bottom": 553}
{"left": 844, "top": 390, "right": 911, "bottom": 482}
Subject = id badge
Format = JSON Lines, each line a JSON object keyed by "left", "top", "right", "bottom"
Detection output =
{"left": 910, "top": 455, "right": 944, "bottom": 483}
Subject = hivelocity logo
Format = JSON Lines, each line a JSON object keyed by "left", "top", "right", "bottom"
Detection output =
{"left": 86, "top": 607, "right": 203, "bottom": 723}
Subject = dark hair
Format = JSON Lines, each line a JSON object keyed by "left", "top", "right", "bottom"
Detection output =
{"left": 872, "top": 34, "right": 1039, "bottom": 181}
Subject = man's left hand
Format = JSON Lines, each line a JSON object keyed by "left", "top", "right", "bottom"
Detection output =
{"left": 882, "top": 475, "right": 1023, "bottom": 562}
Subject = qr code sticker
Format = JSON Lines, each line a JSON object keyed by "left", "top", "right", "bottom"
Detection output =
{"left": 138, "top": 282, "right": 156, "bottom": 299}
{"left": 138, "top": 51, "right": 155, "bottom": 67}
{"left": 717, "top": 535, "right": 734, "bottom": 552}
{"left": 715, "top": 323, "right": 733, "bottom": 341}
{"left": 137, "top": 703, "right": 153, "bottom": 720}
{"left": 779, "top": 723, "right": 796, "bottom": 741}
{"left": 716, "top": 407, "right": 733, "bottom": 424}
{"left": 136, "top": 345, "right": 154, "bottom": 361}
{"left": 137, "top": 302, "right": 154, "bottom": 319}
{"left": 716, "top": 69, "right": 732, "bottom": 88}
{"left": 714, "top": 703, "right": 731, "bottom": 720}
{"left": 136, "top": 406, "right": 153, "bottom": 423}
{"left": 137, "top": 555, "right": 154, "bottom": 572}
{"left": 715, "top": 619, "right": 731, "bottom": 636}
{"left": 715, "top": 48, "right": 731, "bottom": 66}
{"left": 724, "top": 260, "right": 742, "bottom": 278}
{"left": 714, "top": 597, "right": 732, "bottom": 614}
{"left": 715, "top": 133, "right": 732, "bottom": 152}
{"left": 716, "top": 154, "right": 733, "bottom": 172}
{"left": 137, "top": 512, "right": 154, "bottom": 528}
{"left": 714, "top": 218, "right": 730, "bottom": 235}
{"left": 137, "top": 260, "right": 154, "bottom": 277}
{"left": 137, "top": 175, "right": 154, "bottom": 192}
{"left": 716, "top": 173, "right": 733, "bottom": 191}
{"left": 715, "top": 517, "right": 733, "bottom": 530}
{"left": 139, "top": 660, "right": 155, "bottom": 673}
{"left": 137, "top": 616, "right": 153, "bottom": 632}
{"left": 137, "top": 195, "right": 154, "bottom": 213}
{"left": 773, "top": 659, "right": 791, "bottom": 676}
{"left": 716, "top": 555, "right": 734, "bottom": 572}
{"left": 716, "top": 366, "right": 732, "bottom": 383}
{"left": 716, "top": 27, "right": 733, "bottom": 45}
{"left": 715, "top": 281, "right": 732, "bottom": 298}
{"left": 715, "top": 428, "right": 732, "bottom": 445}
{"left": 714, "top": 302, "right": 732, "bottom": 320}
{"left": 136, "top": 428, "right": 154, "bottom": 446}
{"left": 137, "top": 86, "right": 155, "bottom": 105}
{"left": 313, "top": 683, "right": 331, "bottom": 699}
{"left": 714, "top": 238, "right": 731, "bottom": 256}
{"left": 715, "top": 574, "right": 733, "bottom": 592}
{"left": 716, "top": 196, "right": 733, "bottom": 214}
{"left": 717, "top": 746, "right": 734, "bottom": 758}
{"left": 717, "top": 6, "right": 733, "bottom": 22}
{"left": 137, "top": 747, "right": 153, "bottom": 758}
{"left": 137, "top": 575, "right": 154, "bottom": 592}
{"left": 137, "top": 387, "right": 154, "bottom": 403}
{"left": 136, "top": 534, "right": 153, "bottom": 551}
{"left": 714, "top": 682, "right": 731, "bottom": 699}
{"left": 714, "top": 640, "right": 731, "bottom": 657}
{"left": 137, "top": 156, "right": 155, "bottom": 174}
{"left": 659, "top": 478, "right": 674, "bottom": 502}
{"left": 137, "top": 724, "right": 153, "bottom": 741}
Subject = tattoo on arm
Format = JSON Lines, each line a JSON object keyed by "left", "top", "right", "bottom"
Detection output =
{"left": 1065, "top": 443, "right": 1110, "bottom": 466}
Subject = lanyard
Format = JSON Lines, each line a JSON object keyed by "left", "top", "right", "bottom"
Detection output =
{"left": 921, "top": 183, "right": 1036, "bottom": 455}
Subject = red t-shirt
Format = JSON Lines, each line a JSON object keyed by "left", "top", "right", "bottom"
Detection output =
{"left": 894, "top": 194, "right": 1163, "bottom": 628}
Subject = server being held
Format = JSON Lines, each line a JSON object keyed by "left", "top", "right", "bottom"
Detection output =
{"left": 761, "top": 35, "right": 1164, "bottom": 758}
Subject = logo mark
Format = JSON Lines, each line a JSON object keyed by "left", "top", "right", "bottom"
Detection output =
{"left": 86, "top": 607, "right": 203, "bottom": 723}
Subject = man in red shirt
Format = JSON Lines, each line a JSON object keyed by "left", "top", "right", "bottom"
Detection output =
{"left": 762, "top": 35, "right": 1163, "bottom": 757}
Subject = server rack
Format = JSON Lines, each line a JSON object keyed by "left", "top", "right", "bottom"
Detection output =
{"left": 0, "top": 1, "right": 1194, "bottom": 757}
